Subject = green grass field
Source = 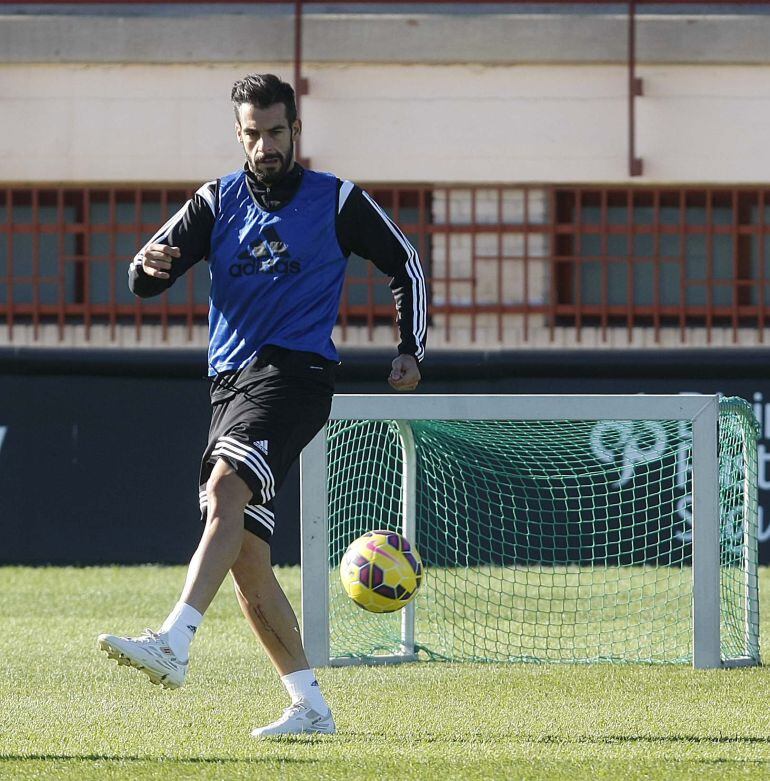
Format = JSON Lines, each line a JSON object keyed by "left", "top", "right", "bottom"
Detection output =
{"left": 1, "top": 566, "right": 769, "bottom": 781}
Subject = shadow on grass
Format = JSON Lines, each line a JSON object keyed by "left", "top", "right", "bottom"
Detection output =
{"left": 341, "top": 732, "right": 770, "bottom": 746}
{"left": 532, "top": 735, "right": 770, "bottom": 745}
{"left": 0, "top": 754, "right": 319, "bottom": 764}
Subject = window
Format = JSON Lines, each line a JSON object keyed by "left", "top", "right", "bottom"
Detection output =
{"left": 553, "top": 189, "right": 770, "bottom": 335}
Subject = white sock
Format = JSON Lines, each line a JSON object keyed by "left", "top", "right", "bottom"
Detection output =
{"left": 159, "top": 601, "right": 203, "bottom": 660}
{"left": 281, "top": 669, "right": 328, "bottom": 712}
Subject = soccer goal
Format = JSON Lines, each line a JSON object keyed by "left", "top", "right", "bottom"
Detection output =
{"left": 300, "top": 395, "right": 760, "bottom": 670}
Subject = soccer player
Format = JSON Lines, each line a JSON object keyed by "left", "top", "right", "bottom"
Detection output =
{"left": 97, "top": 73, "right": 426, "bottom": 737}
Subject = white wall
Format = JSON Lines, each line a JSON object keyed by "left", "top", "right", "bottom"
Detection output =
{"left": 2, "top": 62, "right": 769, "bottom": 185}
{"left": 0, "top": 64, "right": 276, "bottom": 182}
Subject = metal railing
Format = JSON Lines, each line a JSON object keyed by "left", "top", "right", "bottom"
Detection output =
{"left": 3, "top": 183, "right": 770, "bottom": 346}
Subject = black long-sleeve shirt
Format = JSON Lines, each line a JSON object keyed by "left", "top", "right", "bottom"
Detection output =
{"left": 129, "top": 164, "right": 427, "bottom": 361}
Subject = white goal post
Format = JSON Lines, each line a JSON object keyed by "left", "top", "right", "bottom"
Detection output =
{"left": 300, "top": 394, "right": 760, "bottom": 670}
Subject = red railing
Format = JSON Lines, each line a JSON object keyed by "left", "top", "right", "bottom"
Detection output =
{"left": 1, "top": 187, "right": 199, "bottom": 342}
{"left": 3, "top": 184, "right": 770, "bottom": 345}
{"left": 552, "top": 187, "right": 770, "bottom": 343}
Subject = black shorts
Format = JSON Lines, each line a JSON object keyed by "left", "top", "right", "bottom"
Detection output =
{"left": 199, "top": 346, "right": 335, "bottom": 544}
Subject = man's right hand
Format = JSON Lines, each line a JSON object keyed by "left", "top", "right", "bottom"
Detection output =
{"left": 140, "top": 244, "right": 181, "bottom": 279}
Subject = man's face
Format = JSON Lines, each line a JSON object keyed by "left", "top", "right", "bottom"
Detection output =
{"left": 235, "top": 102, "right": 300, "bottom": 185}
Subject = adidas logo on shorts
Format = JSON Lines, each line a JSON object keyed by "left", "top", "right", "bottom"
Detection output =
{"left": 253, "top": 440, "right": 268, "bottom": 455}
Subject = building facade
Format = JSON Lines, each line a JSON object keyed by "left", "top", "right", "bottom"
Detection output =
{"left": 3, "top": 3, "right": 769, "bottom": 350}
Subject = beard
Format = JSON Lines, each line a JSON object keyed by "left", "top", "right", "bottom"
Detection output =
{"left": 250, "top": 144, "right": 294, "bottom": 185}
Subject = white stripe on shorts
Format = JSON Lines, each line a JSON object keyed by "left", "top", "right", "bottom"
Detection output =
{"left": 198, "top": 494, "right": 274, "bottom": 535}
{"left": 211, "top": 436, "right": 275, "bottom": 502}
{"left": 214, "top": 437, "right": 274, "bottom": 496}
{"left": 244, "top": 504, "right": 275, "bottom": 533}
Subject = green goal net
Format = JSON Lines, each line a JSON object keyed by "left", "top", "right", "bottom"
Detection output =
{"left": 309, "top": 395, "right": 759, "bottom": 667}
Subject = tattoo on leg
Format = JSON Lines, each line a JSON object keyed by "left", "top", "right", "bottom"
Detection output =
{"left": 251, "top": 605, "right": 293, "bottom": 656}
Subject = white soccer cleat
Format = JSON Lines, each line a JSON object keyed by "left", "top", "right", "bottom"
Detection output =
{"left": 97, "top": 629, "right": 188, "bottom": 690}
{"left": 250, "top": 700, "right": 336, "bottom": 737}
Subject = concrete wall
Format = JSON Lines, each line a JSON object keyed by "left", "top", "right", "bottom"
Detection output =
{"left": 3, "top": 10, "right": 769, "bottom": 65}
{"left": 3, "top": 62, "right": 770, "bottom": 184}
{"left": 2, "top": 8, "right": 769, "bottom": 184}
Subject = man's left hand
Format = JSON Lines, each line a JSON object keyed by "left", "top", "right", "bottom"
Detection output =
{"left": 388, "top": 354, "right": 421, "bottom": 392}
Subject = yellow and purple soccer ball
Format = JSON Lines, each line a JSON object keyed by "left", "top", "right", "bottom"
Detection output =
{"left": 340, "top": 530, "right": 423, "bottom": 613}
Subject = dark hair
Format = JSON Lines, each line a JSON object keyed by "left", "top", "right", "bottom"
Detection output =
{"left": 230, "top": 73, "right": 297, "bottom": 125}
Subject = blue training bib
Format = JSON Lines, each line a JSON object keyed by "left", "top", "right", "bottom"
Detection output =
{"left": 207, "top": 168, "right": 347, "bottom": 374}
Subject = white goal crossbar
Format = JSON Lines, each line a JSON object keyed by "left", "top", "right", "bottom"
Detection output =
{"left": 300, "top": 394, "right": 752, "bottom": 670}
